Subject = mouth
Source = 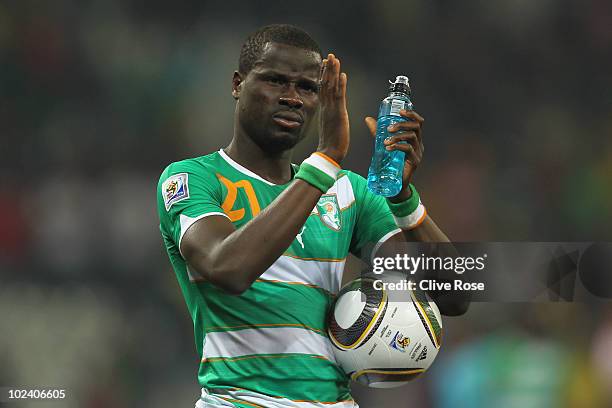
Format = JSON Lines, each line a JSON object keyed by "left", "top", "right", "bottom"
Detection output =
{"left": 272, "top": 111, "right": 303, "bottom": 129}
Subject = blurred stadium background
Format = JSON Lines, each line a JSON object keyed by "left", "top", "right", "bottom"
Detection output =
{"left": 1, "top": 0, "right": 612, "bottom": 407}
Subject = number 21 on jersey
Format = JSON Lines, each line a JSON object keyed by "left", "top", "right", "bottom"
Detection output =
{"left": 216, "top": 174, "right": 261, "bottom": 222}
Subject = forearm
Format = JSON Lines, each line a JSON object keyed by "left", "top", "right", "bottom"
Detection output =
{"left": 391, "top": 219, "right": 469, "bottom": 316}
{"left": 386, "top": 192, "right": 469, "bottom": 315}
{"left": 401, "top": 215, "right": 449, "bottom": 243}
{"left": 381, "top": 215, "right": 457, "bottom": 261}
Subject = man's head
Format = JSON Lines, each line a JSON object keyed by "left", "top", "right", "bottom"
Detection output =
{"left": 237, "top": 24, "right": 322, "bottom": 76}
{"left": 232, "top": 25, "right": 323, "bottom": 154}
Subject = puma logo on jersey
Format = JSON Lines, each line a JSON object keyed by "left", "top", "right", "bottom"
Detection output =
{"left": 296, "top": 225, "right": 307, "bottom": 248}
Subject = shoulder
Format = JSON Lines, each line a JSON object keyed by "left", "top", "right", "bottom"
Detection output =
{"left": 339, "top": 169, "right": 366, "bottom": 182}
{"left": 158, "top": 151, "right": 226, "bottom": 191}
{"left": 159, "top": 151, "right": 222, "bottom": 181}
{"left": 157, "top": 152, "right": 224, "bottom": 208}
{"left": 337, "top": 169, "right": 387, "bottom": 208}
{"left": 328, "top": 170, "right": 372, "bottom": 211}
{"left": 337, "top": 169, "right": 368, "bottom": 192}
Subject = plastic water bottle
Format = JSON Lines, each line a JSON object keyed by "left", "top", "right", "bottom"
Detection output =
{"left": 367, "top": 75, "right": 413, "bottom": 197}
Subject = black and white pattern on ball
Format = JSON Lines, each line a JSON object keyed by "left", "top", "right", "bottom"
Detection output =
{"left": 351, "top": 367, "right": 425, "bottom": 386}
{"left": 328, "top": 278, "right": 387, "bottom": 350}
{"left": 410, "top": 290, "right": 442, "bottom": 349}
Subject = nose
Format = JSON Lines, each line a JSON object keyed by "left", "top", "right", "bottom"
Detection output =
{"left": 279, "top": 84, "right": 303, "bottom": 109}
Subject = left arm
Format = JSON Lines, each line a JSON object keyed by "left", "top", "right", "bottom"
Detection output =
{"left": 364, "top": 110, "right": 469, "bottom": 315}
{"left": 365, "top": 110, "right": 447, "bottom": 243}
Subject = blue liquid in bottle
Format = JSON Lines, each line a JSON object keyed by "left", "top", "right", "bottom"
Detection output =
{"left": 367, "top": 75, "right": 414, "bottom": 197}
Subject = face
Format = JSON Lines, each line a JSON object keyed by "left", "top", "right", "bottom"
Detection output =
{"left": 233, "top": 42, "right": 322, "bottom": 154}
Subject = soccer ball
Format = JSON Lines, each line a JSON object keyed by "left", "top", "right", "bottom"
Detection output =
{"left": 328, "top": 273, "right": 443, "bottom": 388}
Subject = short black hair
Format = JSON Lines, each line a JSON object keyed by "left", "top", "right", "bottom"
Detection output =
{"left": 238, "top": 24, "right": 322, "bottom": 74}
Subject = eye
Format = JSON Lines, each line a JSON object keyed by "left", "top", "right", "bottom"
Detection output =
{"left": 265, "top": 76, "right": 284, "bottom": 85}
{"left": 299, "top": 82, "right": 319, "bottom": 94}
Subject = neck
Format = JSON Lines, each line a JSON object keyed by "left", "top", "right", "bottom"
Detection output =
{"left": 224, "top": 133, "right": 294, "bottom": 185}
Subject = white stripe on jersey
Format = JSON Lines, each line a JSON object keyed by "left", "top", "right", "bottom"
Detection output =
{"left": 202, "top": 326, "right": 335, "bottom": 362}
{"left": 197, "top": 388, "right": 359, "bottom": 408}
{"left": 260, "top": 256, "right": 346, "bottom": 294}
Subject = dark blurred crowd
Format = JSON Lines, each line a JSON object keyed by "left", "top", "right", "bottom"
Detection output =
{"left": 1, "top": 1, "right": 611, "bottom": 407}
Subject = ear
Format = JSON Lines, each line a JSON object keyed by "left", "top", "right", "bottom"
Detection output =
{"left": 232, "top": 71, "right": 243, "bottom": 100}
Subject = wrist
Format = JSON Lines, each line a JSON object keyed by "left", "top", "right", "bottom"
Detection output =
{"left": 388, "top": 185, "right": 413, "bottom": 203}
{"left": 315, "top": 147, "right": 344, "bottom": 166}
{"left": 295, "top": 152, "right": 341, "bottom": 193}
{"left": 386, "top": 184, "right": 427, "bottom": 230}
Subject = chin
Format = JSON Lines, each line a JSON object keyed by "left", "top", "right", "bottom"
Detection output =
{"left": 256, "top": 130, "right": 303, "bottom": 154}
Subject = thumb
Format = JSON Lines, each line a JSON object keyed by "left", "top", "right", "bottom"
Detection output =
{"left": 364, "top": 116, "right": 377, "bottom": 137}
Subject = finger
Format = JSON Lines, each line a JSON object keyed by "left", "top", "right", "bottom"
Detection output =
{"left": 412, "top": 110, "right": 425, "bottom": 122}
{"left": 325, "top": 54, "right": 339, "bottom": 95}
{"left": 399, "top": 109, "right": 425, "bottom": 123}
{"left": 387, "top": 121, "right": 420, "bottom": 133}
{"left": 386, "top": 143, "right": 420, "bottom": 166}
{"left": 319, "top": 58, "right": 328, "bottom": 82}
{"left": 388, "top": 119, "right": 423, "bottom": 144}
{"left": 364, "top": 116, "right": 377, "bottom": 137}
{"left": 319, "top": 59, "right": 329, "bottom": 98}
{"left": 384, "top": 131, "right": 417, "bottom": 146}
{"left": 337, "top": 72, "right": 347, "bottom": 100}
{"left": 385, "top": 132, "right": 422, "bottom": 158}
{"left": 332, "top": 55, "right": 341, "bottom": 95}
{"left": 386, "top": 141, "right": 416, "bottom": 156}
{"left": 321, "top": 56, "right": 335, "bottom": 90}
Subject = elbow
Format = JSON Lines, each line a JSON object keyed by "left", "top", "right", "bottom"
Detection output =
{"left": 184, "top": 245, "right": 252, "bottom": 295}
{"left": 187, "top": 251, "right": 255, "bottom": 295}
{"left": 204, "top": 262, "right": 253, "bottom": 296}
{"left": 214, "top": 279, "right": 250, "bottom": 296}
{"left": 428, "top": 287, "right": 471, "bottom": 317}
{"left": 432, "top": 292, "right": 471, "bottom": 317}
{"left": 438, "top": 299, "right": 470, "bottom": 317}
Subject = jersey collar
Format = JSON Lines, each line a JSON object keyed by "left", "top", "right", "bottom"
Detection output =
{"left": 218, "top": 149, "right": 296, "bottom": 186}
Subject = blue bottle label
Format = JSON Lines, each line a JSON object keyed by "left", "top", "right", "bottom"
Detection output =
{"left": 389, "top": 99, "right": 405, "bottom": 116}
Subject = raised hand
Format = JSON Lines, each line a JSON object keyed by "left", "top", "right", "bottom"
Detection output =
{"left": 365, "top": 109, "right": 425, "bottom": 200}
{"left": 317, "top": 54, "right": 350, "bottom": 164}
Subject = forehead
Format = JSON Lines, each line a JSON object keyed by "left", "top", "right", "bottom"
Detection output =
{"left": 251, "top": 42, "right": 322, "bottom": 77}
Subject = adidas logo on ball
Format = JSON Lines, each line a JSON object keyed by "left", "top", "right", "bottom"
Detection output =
{"left": 416, "top": 346, "right": 428, "bottom": 361}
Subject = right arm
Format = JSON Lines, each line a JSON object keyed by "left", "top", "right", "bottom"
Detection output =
{"left": 181, "top": 54, "right": 349, "bottom": 295}
{"left": 181, "top": 181, "right": 323, "bottom": 294}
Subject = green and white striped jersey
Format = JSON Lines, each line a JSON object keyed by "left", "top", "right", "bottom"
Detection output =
{"left": 157, "top": 150, "right": 400, "bottom": 407}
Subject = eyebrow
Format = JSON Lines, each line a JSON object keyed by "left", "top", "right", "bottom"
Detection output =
{"left": 254, "top": 69, "right": 319, "bottom": 83}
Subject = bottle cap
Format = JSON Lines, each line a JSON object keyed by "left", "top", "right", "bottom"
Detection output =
{"left": 388, "top": 75, "right": 411, "bottom": 94}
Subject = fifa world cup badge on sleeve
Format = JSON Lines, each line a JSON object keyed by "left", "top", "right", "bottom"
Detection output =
{"left": 162, "top": 173, "right": 189, "bottom": 210}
